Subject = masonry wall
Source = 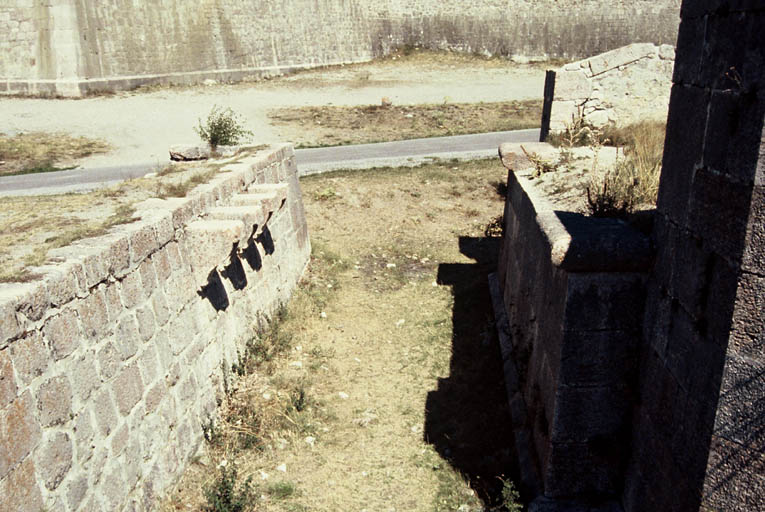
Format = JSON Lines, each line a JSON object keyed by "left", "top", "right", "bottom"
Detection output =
{"left": 550, "top": 43, "right": 675, "bottom": 130}
{"left": 0, "top": 0, "right": 681, "bottom": 96}
{"left": 495, "top": 144, "right": 652, "bottom": 505}
{"left": 0, "top": 145, "right": 311, "bottom": 511}
{"left": 622, "top": 3, "right": 765, "bottom": 511}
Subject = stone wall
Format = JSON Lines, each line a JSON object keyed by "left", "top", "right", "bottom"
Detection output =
{"left": 549, "top": 43, "right": 675, "bottom": 130}
{"left": 0, "top": 145, "right": 311, "bottom": 511}
{"left": 494, "top": 143, "right": 652, "bottom": 507}
{"left": 622, "top": 2, "right": 765, "bottom": 511}
{"left": 0, "top": 0, "right": 681, "bottom": 96}
{"left": 495, "top": 1, "right": 765, "bottom": 510}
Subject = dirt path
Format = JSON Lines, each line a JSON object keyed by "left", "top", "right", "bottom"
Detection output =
{"left": 1, "top": 53, "right": 544, "bottom": 169}
{"left": 163, "top": 159, "right": 521, "bottom": 512}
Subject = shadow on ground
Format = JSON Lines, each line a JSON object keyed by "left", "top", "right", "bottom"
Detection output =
{"left": 425, "top": 235, "right": 521, "bottom": 509}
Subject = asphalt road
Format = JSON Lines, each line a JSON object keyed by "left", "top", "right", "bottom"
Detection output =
{"left": 0, "top": 128, "right": 540, "bottom": 196}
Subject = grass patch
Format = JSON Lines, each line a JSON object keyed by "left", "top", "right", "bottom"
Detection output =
{"left": 585, "top": 120, "right": 665, "bottom": 217}
{"left": 0, "top": 132, "right": 110, "bottom": 176}
{"left": 269, "top": 100, "right": 541, "bottom": 148}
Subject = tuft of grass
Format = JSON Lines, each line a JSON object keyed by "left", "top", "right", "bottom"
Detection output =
{"left": 202, "top": 464, "right": 254, "bottom": 512}
{"left": 584, "top": 120, "right": 665, "bottom": 217}
{"left": 266, "top": 481, "right": 299, "bottom": 499}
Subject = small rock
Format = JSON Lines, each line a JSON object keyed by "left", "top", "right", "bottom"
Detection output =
{"left": 289, "top": 361, "right": 303, "bottom": 368}
{"left": 259, "top": 471, "right": 269, "bottom": 480}
{"left": 320, "top": 312, "right": 327, "bottom": 319}
{"left": 381, "top": 96, "right": 393, "bottom": 107}
{"left": 262, "top": 392, "right": 272, "bottom": 400}
{"left": 338, "top": 391, "right": 349, "bottom": 400}
{"left": 386, "top": 263, "right": 396, "bottom": 268}
{"left": 169, "top": 144, "right": 210, "bottom": 161}
{"left": 305, "top": 436, "right": 316, "bottom": 447}
{"left": 276, "top": 464, "right": 287, "bottom": 473}
{"left": 203, "top": 79, "right": 218, "bottom": 86}
{"left": 395, "top": 319, "right": 405, "bottom": 327}
{"left": 404, "top": 113, "right": 414, "bottom": 118}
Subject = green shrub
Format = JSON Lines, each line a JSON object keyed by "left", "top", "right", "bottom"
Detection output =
{"left": 202, "top": 465, "right": 254, "bottom": 512}
{"left": 195, "top": 106, "right": 253, "bottom": 150}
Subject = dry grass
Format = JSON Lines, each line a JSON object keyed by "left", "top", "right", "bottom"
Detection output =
{"left": 585, "top": 121, "right": 665, "bottom": 217}
{"left": 0, "top": 132, "right": 110, "bottom": 176}
{"left": 269, "top": 100, "right": 541, "bottom": 148}
{"left": 0, "top": 149, "right": 266, "bottom": 283}
{"left": 162, "top": 158, "right": 522, "bottom": 512}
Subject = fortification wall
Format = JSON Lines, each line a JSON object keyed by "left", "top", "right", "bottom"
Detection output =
{"left": 0, "top": 145, "right": 311, "bottom": 511}
{"left": 494, "top": 143, "right": 652, "bottom": 505}
{"left": 550, "top": 43, "right": 675, "bottom": 130}
{"left": 0, "top": 0, "right": 681, "bottom": 96}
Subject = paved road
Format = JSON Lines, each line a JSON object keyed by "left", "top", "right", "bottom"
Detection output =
{"left": 0, "top": 128, "right": 539, "bottom": 196}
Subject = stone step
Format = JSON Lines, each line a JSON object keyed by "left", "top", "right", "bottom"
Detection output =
{"left": 234, "top": 183, "right": 289, "bottom": 212}
{"left": 208, "top": 206, "right": 268, "bottom": 241}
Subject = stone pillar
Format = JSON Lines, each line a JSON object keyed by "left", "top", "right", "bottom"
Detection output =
{"left": 623, "top": 2, "right": 764, "bottom": 511}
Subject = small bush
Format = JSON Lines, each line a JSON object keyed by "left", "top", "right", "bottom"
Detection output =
{"left": 196, "top": 106, "right": 253, "bottom": 150}
{"left": 202, "top": 465, "right": 254, "bottom": 512}
{"left": 500, "top": 478, "right": 523, "bottom": 512}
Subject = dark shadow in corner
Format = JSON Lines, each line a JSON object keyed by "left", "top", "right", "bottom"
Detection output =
{"left": 425, "top": 236, "right": 521, "bottom": 508}
{"left": 256, "top": 226, "right": 275, "bottom": 255}
{"left": 221, "top": 245, "right": 247, "bottom": 290}
{"left": 198, "top": 269, "right": 230, "bottom": 311}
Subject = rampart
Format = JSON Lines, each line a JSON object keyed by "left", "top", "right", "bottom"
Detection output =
{"left": 549, "top": 43, "right": 675, "bottom": 130}
{"left": 0, "top": 0, "right": 681, "bottom": 97}
{"left": 0, "top": 145, "right": 311, "bottom": 511}
{"left": 494, "top": 1, "right": 765, "bottom": 510}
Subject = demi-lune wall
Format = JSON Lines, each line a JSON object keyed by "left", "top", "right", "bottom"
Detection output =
{"left": 0, "top": 0, "right": 681, "bottom": 96}
{"left": 0, "top": 145, "right": 310, "bottom": 511}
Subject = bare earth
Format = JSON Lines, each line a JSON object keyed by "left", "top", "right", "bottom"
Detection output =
{"left": 0, "top": 52, "right": 544, "bottom": 170}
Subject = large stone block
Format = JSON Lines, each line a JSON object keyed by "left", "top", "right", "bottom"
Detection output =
{"left": 564, "top": 273, "right": 646, "bottom": 332}
{"left": 699, "top": 10, "right": 765, "bottom": 90}
{"left": 0, "top": 457, "right": 43, "bottom": 512}
{"left": 37, "top": 431, "right": 73, "bottom": 491}
{"left": 656, "top": 84, "right": 710, "bottom": 225}
{"left": 586, "top": 43, "right": 658, "bottom": 76}
{"left": 112, "top": 364, "right": 144, "bottom": 416}
{"left": 0, "top": 348, "right": 17, "bottom": 409}
{"left": 42, "top": 307, "right": 81, "bottom": 361}
{"left": 0, "top": 391, "right": 41, "bottom": 481}
{"left": 687, "top": 166, "right": 754, "bottom": 259}
{"left": 36, "top": 375, "right": 72, "bottom": 427}
{"left": 76, "top": 287, "right": 110, "bottom": 340}
{"left": 8, "top": 331, "right": 49, "bottom": 387}
{"left": 558, "top": 330, "right": 639, "bottom": 388}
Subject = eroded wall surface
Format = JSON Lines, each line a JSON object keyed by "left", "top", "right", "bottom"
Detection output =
{"left": 0, "top": 145, "right": 311, "bottom": 511}
{"left": 550, "top": 43, "right": 675, "bottom": 129}
{"left": 0, "top": 0, "right": 681, "bottom": 96}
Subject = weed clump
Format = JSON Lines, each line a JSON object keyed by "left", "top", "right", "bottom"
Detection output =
{"left": 584, "top": 120, "right": 665, "bottom": 218}
{"left": 196, "top": 106, "right": 253, "bottom": 150}
{"left": 202, "top": 464, "right": 254, "bottom": 512}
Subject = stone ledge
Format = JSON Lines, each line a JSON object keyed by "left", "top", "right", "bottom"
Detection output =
{"left": 498, "top": 143, "right": 653, "bottom": 273}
